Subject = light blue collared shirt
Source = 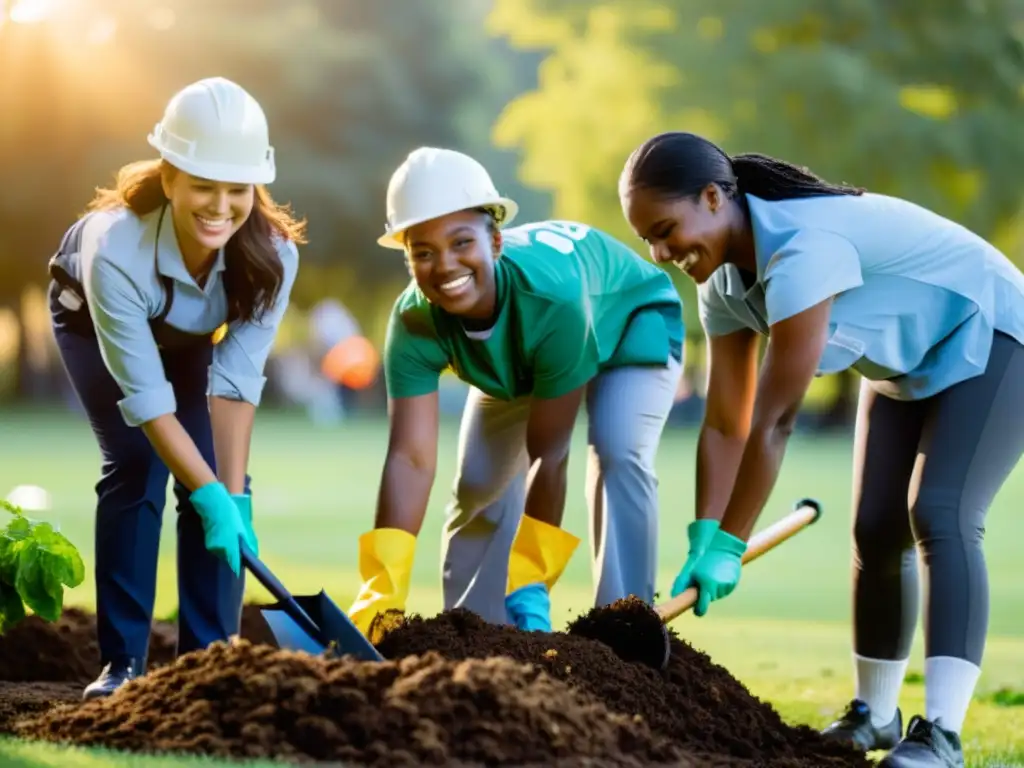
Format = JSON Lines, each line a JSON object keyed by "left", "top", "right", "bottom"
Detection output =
{"left": 62, "top": 205, "right": 299, "bottom": 426}
{"left": 699, "top": 192, "right": 1024, "bottom": 400}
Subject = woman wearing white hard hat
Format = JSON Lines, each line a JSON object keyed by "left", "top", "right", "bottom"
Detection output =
{"left": 348, "top": 147, "right": 684, "bottom": 637}
{"left": 47, "top": 77, "right": 304, "bottom": 699}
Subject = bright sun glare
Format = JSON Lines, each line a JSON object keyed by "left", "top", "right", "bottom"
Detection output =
{"left": 2, "top": 0, "right": 150, "bottom": 133}
{"left": 8, "top": 0, "right": 56, "bottom": 24}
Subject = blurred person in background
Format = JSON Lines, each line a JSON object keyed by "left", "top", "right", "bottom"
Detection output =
{"left": 348, "top": 147, "right": 684, "bottom": 638}
{"left": 619, "top": 131, "right": 1024, "bottom": 768}
{"left": 307, "top": 298, "right": 362, "bottom": 424}
{"left": 47, "top": 77, "right": 304, "bottom": 700}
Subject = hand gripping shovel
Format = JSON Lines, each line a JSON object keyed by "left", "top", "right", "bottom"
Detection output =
{"left": 241, "top": 544, "right": 384, "bottom": 662}
{"left": 568, "top": 498, "right": 823, "bottom": 672}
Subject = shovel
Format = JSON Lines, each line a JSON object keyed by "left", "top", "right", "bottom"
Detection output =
{"left": 241, "top": 544, "right": 384, "bottom": 662}
{"left": 568, "top": 498, "right": 823, "bottom": 672}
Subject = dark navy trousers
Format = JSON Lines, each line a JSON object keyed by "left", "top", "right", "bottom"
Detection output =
{"left": 51, "top": 294, "right": 246, "bottom": 669}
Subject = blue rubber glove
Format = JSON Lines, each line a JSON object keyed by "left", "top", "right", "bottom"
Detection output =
{"left": 231, "top": 493, "right": 260, "bottom": 557}
{"left": 690, "top": 528, "right": 747, "bottom": 617}
{"left": 190, "top": 481, "right": 247, "bottom": 576}
{"left": 505, "top": 583, "right": 552, "bottom": 632}
{"left": 671, "top": 519, "right": 720, "bottom": 598}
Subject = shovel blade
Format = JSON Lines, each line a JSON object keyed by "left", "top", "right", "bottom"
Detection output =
{"left": 261, "top": 602, "right": 329, "bottom": 656}
{"left": 259, "top": 591, "right": 384, "bottom": 663}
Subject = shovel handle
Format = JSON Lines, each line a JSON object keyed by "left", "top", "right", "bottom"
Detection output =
{"left": 241, "top": 543, "right": 325, "bottom": 645}
{"left": 654, "top": 498, "right": 822, "bottom": 623}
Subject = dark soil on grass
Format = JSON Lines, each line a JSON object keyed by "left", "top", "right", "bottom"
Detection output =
{"left": 0, "top": 603, "right": 261, "bottom": 734}
{"left": 17, "top": 640, "right": 689, "bottom": 766}
{"left": 4, "top": 598, "right": 870, "bottom": 767}
{"left": 373, "top": 599, "right": 869, "bottom": 767}
{"left": 0, "top": 607, "right": 177, "bottom": 685}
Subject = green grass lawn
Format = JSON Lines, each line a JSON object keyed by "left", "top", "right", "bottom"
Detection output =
{"left": 0, "top": 407, "right": 1021, "bottom": 767}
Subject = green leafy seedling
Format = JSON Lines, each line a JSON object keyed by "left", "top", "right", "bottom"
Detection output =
{"left": 0, "top": 498, "right": 85, "bottom": 633}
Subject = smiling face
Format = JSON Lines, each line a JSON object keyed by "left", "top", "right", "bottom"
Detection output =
{"left": 161, "top": 164, "right": 254, "bottom": 265}
{"left": 403, "top": 209, "right": 501, "bottom": 319}
{"left": 622, "top": 183, "right": 734, "bottom": 285}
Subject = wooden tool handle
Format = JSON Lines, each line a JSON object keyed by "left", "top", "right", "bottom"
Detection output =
{"left": 655, "top": 498, "right": 822, "bottom": 623}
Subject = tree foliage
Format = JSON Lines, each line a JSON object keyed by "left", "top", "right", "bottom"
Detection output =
{"left": 489, "top": 0, "right": 1024, "bottom": 328}
{"left": 0, "top": 0, "right": 540, "bottom": 342}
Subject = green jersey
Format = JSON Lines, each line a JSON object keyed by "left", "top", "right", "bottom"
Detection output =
{"left": 384, "top": 220, "right": 684, "bottom": 401}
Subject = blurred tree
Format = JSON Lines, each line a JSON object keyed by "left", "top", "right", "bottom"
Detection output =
{"left": 488, "top": 0, "right": 1024, "bottom": 335}
{"left": 0, "top": 0, "right": 545, "bottom": 395}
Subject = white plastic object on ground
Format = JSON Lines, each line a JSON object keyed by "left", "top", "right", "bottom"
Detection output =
{"left": 5, "top": 484, "right": 52, "bottom": 512}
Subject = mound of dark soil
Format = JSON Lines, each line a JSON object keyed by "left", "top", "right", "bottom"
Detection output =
{"left": 3, "top": 599, "right": 869, "bottom": 767}
{"left": 0, "top": 604, "right": 274, "bottom": 685}
{"left": 17, "top": 639, "right": 689, "bottom": 767}
{"left": 375, "top": 601, "right": 868, "bottom": 768}
{"left": 0, "top": 682, "right": 80, "bottom": 733}
{"left": 0, "top": 603, "right": 277, "bottom": 734}
{"left": 0, "top": 607, "right": 177, "bottom": 684}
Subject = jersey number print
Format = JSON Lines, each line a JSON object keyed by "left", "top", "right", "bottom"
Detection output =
{"left": 506, "top": 221, "right": 592, "bottom": 254}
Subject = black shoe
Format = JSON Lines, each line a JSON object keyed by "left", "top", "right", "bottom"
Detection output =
{"left": 821, "top": 698, "right": 903, "bottom": 751}
{"left": 879, "top": 715, "right": 965, "bottom": 768}
{"left": 83, "top": 657, "right": 139, "bottom": 700}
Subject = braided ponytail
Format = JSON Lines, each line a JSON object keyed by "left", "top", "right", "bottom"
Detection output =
{"left": 620, "top": 133, "right": 864, "bottom": 202}
{"left": 730, "top": 152, "right": 863, "bottom": 200}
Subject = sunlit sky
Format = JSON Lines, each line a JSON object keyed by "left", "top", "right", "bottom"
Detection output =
{"left": 4, "top": 0, "right": 114, "bottom": 37}
{"left": 0, "top": 0, "right": 184, "bottom": 126}
{"left": 2, "top": 0, "right": 177, "bottom": 37}
{"left": 6, "top": 0, "right": 60, "bottom": 25}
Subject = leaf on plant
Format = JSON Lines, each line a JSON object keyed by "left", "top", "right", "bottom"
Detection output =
{"left": 0, "top": 580, "right": 25, "bottom": 634}
{"left": 11, "top": 522, "right": 86, "bottom": 623}
{"left": 3, "top": 516, "right": 32, "bottom": 540}
{"left": 15, "top": 550, "right": 60, "bottom": 622}
{"left": 0, "top": 515, "right": 33, "bottom": 589}
{"left": 32, "top": 524, "right": 85, "bottom": 590}
{"left": 0, "top": 538, "right": 11, "bottom": 588}
{"left": 0, "top": 502, "right": 86, "bottom": 627}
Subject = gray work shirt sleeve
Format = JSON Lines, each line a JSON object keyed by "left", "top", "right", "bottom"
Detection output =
{"left": 81, "top": 243, "right": 176, "bottom": 427}
{"left": 208, "top": 237, "right": 300, "bottom": 405}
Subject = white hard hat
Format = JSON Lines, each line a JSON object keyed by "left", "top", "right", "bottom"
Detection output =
{"left": 378, "top": 147, "right": 519, "bottom": 250}
{"left": 147, "top": 77, "right": 276, "bottom": 185}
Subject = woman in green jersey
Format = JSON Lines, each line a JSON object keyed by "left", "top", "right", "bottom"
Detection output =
{"left": 349, "top": 147, "right": 684, "bottom": 636}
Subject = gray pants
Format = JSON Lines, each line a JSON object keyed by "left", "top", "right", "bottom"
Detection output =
{"left": 440, "top": 356, "right": 683, "bottom": 625}
{"left": 852, "top": 331, "right": 1024, "bottom": 666}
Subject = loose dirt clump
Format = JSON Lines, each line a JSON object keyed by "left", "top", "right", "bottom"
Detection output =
{"left": 375, "top": 602, "right": 869, "bottom": 768}
{"left": 0, "top": 682, "right": 80, "bottom": 734}
{"left": 0, "top": 608, "right": 176, "bottom": 684}
{"left": 0, "top": 603, "right": 275, "bottom": 734}
{"left": 17, "top": 639, "right": 690, "bottom": 767}
{"left": 0, "top": 603, "right": 273, "bottom": 685}
{"left": 565, "top": 595, "right": 671, "bottom": 669}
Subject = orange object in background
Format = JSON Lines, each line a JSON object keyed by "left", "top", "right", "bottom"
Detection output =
{"left": 321, "top": 335, "right": 380, "bottom": 390}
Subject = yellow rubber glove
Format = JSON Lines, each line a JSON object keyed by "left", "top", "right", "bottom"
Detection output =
{"left": 506, "top": 516, "right": 581, "bottom": 594}
{"left": 349, "top": 528, "right": 417, "bottom": 642}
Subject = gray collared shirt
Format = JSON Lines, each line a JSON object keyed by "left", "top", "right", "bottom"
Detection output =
{"left": 67, "top": 206, "right": 299, "bottom": 426}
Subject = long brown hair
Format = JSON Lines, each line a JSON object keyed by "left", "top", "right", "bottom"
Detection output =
{"left": 86, "top": 159, "right": 307, "bottom": 323}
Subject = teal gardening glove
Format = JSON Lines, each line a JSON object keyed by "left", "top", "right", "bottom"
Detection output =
{"left": 670, "top": 518, "right": 721, "bottom": 598}
{"left": 230, "top": 492, "right": 260, "bottom": 558}
{"left": 690, "top": 527, "right": 747, "bottom": 617}
{"left": 189, "top": 481, "right": 254, "bottom": 576}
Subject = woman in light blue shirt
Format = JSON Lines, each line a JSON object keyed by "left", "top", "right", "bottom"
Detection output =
{"left": 619, "top": 132, "right": 1024, "bottom": 768}
{"left": 48, "top": 78, "right": 304, "bottom": 700}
